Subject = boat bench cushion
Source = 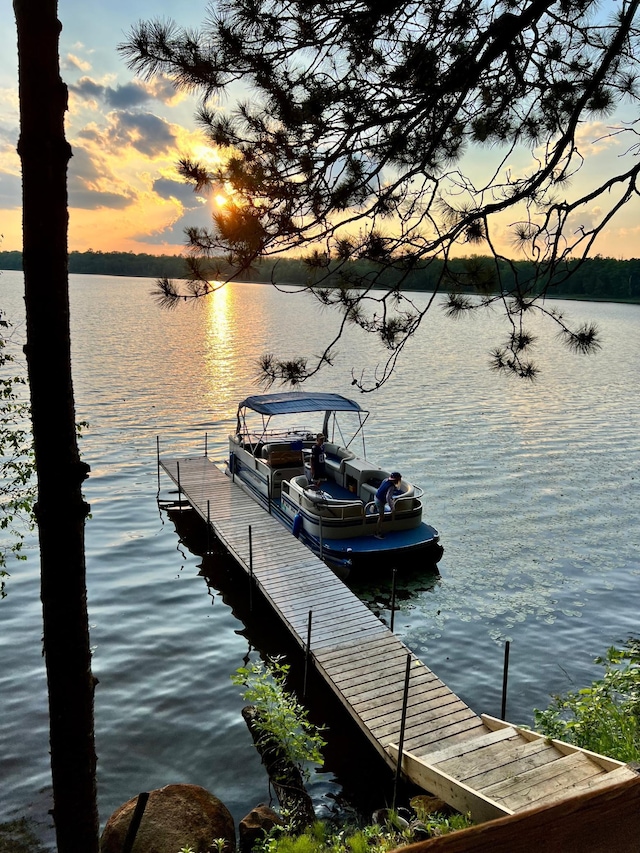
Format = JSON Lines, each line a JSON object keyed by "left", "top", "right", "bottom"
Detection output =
{"left": 360, "top": 483, "right": 378, "bottom": 502}
{"left": 324, "top": 442, "right": 355, "bottom": 472}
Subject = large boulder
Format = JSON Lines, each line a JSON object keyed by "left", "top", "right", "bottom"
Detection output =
{"left": 100, "top": 783, "right": 236, "bottom": 853}
{"left": 238, "top": 804, "right": 284, "bottom": 853}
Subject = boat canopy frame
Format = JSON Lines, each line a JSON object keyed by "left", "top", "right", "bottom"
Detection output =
{"left": 235, "top": 392, "right": 370, "bottom": 456}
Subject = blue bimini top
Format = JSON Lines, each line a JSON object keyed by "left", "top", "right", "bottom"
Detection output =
{"left": 238, "top": 391, "right": 363, "bottom": 416}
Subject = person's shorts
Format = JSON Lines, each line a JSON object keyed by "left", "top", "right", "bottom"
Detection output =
{"left": 375, "top": 497, "right": 386, "bottom": 514}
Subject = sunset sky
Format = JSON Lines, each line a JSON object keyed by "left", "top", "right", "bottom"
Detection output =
{"left": 1, "top": 1, "right": 639, "bottom": 259}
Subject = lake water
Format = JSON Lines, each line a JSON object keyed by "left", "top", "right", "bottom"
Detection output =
{"left": 0, "top": 271, "right": 638, "bottom": 842}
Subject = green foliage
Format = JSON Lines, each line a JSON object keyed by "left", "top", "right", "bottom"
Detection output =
{"left": 0, "top": 310, "right": 36, "bottom": 597}
{"left": 0, "top": 307, "right": 89, "bottom": 597}
{"left": 177, "top": 840, "right": 226, "bottom": 853}
{"left": 409, "top": 799, "right": 472, "bottom": 836}
{"left": 232, "top": 657, "right": 326, "bottom": 778}
{"left": 533, "top": 640, "right": 640, "bottom": 762}
{"left": 254, "top": 809, "right": 471, "bottom": 853}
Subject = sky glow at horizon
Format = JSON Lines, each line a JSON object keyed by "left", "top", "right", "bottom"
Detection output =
{"left": 1, "top": 1, "right": 639, "bottom": 260}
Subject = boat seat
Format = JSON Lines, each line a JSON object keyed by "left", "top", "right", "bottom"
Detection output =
{"left": 262, "top": 443, "right": 304, "bottom": 469}
{"left": 324, "top": 442, "right": 356, "bottom": 473}
{"left": 291, "top": 475, "right": 310, "bottom": 490}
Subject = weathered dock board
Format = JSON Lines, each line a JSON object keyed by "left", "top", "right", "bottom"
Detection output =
{"left": 161, "top": 454, "right": 638, "bottom": 823}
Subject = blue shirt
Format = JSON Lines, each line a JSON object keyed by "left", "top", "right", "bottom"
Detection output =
{"left": 376, "top": 477, "right": 398, "bottom": 505}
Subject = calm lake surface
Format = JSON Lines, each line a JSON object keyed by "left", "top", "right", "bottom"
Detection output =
{"left": 1, "top": 271, "right": 639, "bottom": 839}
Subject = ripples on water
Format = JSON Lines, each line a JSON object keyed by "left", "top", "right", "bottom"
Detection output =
{"left": 0, "top": 272, "right": 638, "bottom": 837}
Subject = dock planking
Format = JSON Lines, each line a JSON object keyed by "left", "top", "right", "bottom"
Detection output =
{"left": 161, "top": 454, "right": 638, "bottom": 823}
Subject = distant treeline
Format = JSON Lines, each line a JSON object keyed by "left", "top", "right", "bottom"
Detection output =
{"left": 0, "top": 250, "right": 192, "bottom": 279}
{"left": 2, "top": 250, "right": 640, "bottom": 302}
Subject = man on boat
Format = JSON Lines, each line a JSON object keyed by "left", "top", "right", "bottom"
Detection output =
{"left": 375, "top": 472, "right": 402, "bottom": 539}
{"left": 310, "top": 433, "right": 327, "bottom": 486}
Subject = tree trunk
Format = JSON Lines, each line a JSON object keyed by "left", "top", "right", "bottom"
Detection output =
{"left": 13, "top": 2, "right": 99, "bottom": 850}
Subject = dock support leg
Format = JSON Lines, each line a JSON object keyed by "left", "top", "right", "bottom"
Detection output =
{"left": 207, "top": 500, "right": 211, "bottom": 554}
{"left": 249, "top": 525, "right": 254, "bottom": 612}
{"left": 392, "top": 653, "right": 412, "bottom": 811}
{"left": 156, "top": 436, "right": 160, "bottom": 492}
{"left": 390, "top": 568, "right": 398, "bottom": 632}
{"left": 501, "top": 640, "right": 510, "bottom": 720}
{"left": 303, "top": 610, "right": 313, "bottom": 698}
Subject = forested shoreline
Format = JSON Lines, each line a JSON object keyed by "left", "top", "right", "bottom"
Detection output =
{"left": 2, "top": 249, "right": 639, "bottom": 302}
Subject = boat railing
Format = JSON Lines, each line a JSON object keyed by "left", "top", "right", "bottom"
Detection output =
{"left": 242, "top": 427, "right": 314, "bottom": 442}
{"left": 285, "top": 477, "right": 366, "bottom": 521}
{"left": 314, "top": 499, "right": 364, "bottom": 521}
{"left": 234, "top": 429, "right": 316, "bottom": 458}
{"left": 364, "top": 492, "right": 422, "bottom": 518}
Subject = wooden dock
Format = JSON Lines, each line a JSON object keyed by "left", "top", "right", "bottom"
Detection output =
{"left": 160, "top": 454, "right": 638, "bottom": 823}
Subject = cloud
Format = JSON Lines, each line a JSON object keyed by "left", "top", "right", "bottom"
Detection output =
{"left": 64, "top": 53, "right": 92, "bottom": 73}
{"left": 68, "top": 144, "right": 103, "bottom": 181}
{"left": 564, "top": 205, "right": 604, "bottom": 240}
{"left": 77, "top": 110, "right": 177, "bottom": 157}
{"left": 65, "top": 189, "right": 199, "bottom": 254}
{"left": 64, "top": 110, "right": 205, "bottom": 218}
{"left": 133, "top": 202, "right": 214, "bottom": 246}
{"left": 69, "top": 75, "right": 182, "bottom": 109}
{"left": 105, "top": 83, "right": 156, "bottom": 109}
{"left": 67, "top": 145, "right": 133, "bottom": 210}
{"left": 70, "top": 76, "right": 106, "bottom": 103}
{"left": 0, "top": 87, "right": 19, "bottom": 143}
{"left": 69, "top": 185, "right": 133, "bottom": 210}
{"left": 575, "top": 121, "right": 626, "bottom": 156}
{"left": 153, "top": 177, "right": 206, "bottom": 207}
{"left": 144, "top": 77, "right": 183, "bottom": 106}
{"left": 0, "top": 171, "right": 21, "bottom": 209}
{"left": 111, "top": 111, "right": 178, "bottom": 157}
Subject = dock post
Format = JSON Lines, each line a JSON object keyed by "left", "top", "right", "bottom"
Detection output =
{"left": 176, "top": 460, "right": 182, "bottom": 506}
{"left": 501, "top": 640, "right": 510, "bottom": 720}
{"left": 249, "top": 525, "right": 254, "bottom": 612}
{"left": 303, "top": 610, "right": 313, "bottom": 698}
{"left": 156, "top": 436, "right": 160, "bottom": 491}
{"left": 207, "top": 500, "right": 211, "bottom": 553}
{"left": 392, "top": 653, "right": 412, "bottom": 811}
{"left": 122, "top": 791, "right": 149, "bottom": 853}
{"left": 390, "top": 568, "right": 398, "bottom": 632}
{"left": 204, "top": 432, "right": 208, "bottom": 457}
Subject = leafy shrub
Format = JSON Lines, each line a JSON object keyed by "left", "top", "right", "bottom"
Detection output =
{"left": 232, "top": 656, "right": 326, "bottom": 778}
{"left": 254, "top": 808, "right": 471, "bottom": 853}
{"left": 534, "top": 639, "right": 640, "bottom": 762}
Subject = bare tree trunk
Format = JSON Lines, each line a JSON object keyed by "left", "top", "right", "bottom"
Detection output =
{"left": 13, "top": 2, "right": 99, "bottom": 850}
